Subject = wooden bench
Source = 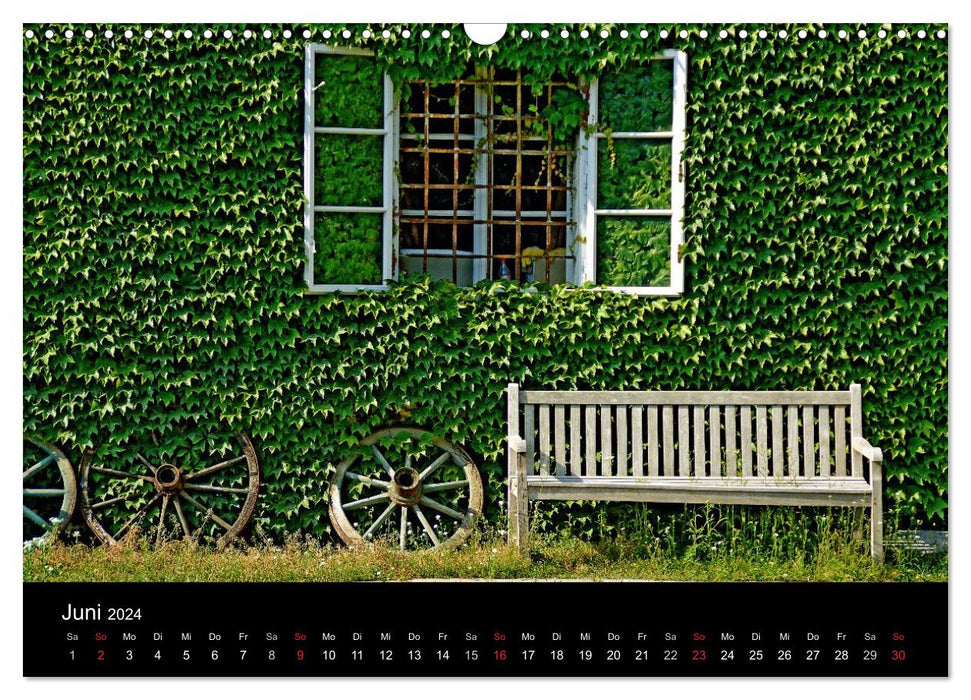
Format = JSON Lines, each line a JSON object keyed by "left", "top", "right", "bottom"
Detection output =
{"left": 506, "top": 384, "right": 885, "bottom": 562}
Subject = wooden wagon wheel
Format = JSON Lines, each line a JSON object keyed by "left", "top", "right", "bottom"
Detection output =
{"left": 23, "top": 437, "right": 78, "bottom": 543}
{"left": 79, "top": 432, "right": 260, "bottom": 548}
{"left": 328, "top": 427, "right": 484, "bottom": 551}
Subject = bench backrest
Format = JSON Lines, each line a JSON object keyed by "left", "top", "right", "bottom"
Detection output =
{"left": 507, "top": 384, "right": 866, "bottom": 480}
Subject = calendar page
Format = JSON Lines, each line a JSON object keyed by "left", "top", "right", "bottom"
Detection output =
{"left": 21, "top": 15, "right": 949, "bottom": 679}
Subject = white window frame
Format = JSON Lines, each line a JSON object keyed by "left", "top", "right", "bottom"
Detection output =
{"left": 303, "top": 44, "right": 396, "bottom": 293}
{"left": 303, "top": 47, "right": 686, "bottom": 296}
{"left": 573, "top": 49, "right": 688, "bottom": 296}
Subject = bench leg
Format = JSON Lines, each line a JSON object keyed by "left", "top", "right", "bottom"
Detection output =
{"left": 508, "top": 453, "right": 529, "bottom": 551}
{"left": 871, "top": 459, "right": 884, "bottom": 564}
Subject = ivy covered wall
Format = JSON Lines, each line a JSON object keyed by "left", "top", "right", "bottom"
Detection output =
{"left": 22, "top": 23, "right": 948, "bottom": 537}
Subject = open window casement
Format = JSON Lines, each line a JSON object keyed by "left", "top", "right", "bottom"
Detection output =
{"left": 573, "top": 49, "right": 688, "bottom": 295}
{"left": 303, "top": 45, "right": 395, "bottom": 293}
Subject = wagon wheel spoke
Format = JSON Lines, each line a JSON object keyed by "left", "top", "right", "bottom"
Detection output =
{"left": 90, "top": 495, "right": 127, "bottom": 511}
{"left": 155, "top": 495, "right": 170, "bottom": 546}
{"left": 345, "top": 472, "right": 390, "bottom": 489}
{"left": 421, "top": 480, "right": 469, "bottom": 493}
{"left": 399, "top": 506, "right": 408, "bottom": 551}
{"left": 23, "top": 488, "right": 66, "bottom": 497}
{"left": 88, "top": 465, "right": 155, "bottom": 483}
{"left": 419, "top": 495, "right": 466, "bottom": 521}
{"left": 180, "top": 491, "right": 234, "bottom": 532}
{"left": 362, "top": 503, "right": 396, "bottom": 539}
{"left": 172, "top": 495, "right": 192, "bottom": 539}
{"left": 23, "top": 505, "right": 51, "bottom": 530}
{"left": 23, "top": 453, "right": 57, "bottom": 481}
{"left": 371, "top": 446, "right": 396, "bottom": 477}
{"left": 183, "top": 483, "right": 251, "bottom": 495}
{"left": 344, "top": 493, "right": 390, "bottom": 511}
{"left": 137, "top": 453, "right": 158, "bottom": 475}
{"left": 184, "top": 455, "right": 248, "bottom": 482}
{"left": 112, "top": 493, "right": 162, "bottom": 541}
{"left": 412, "top": 505, "right": 440, "bottom": 546}
{"left": 418, "top": 451, "right": 451, "bottom": 481}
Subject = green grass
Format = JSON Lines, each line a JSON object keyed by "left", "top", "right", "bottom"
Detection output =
{"left": 23, "top": 533, "right": 946, "bottom": 584}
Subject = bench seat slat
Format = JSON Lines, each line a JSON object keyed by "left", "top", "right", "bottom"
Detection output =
{"left": 526, "top": 475, "right": 871, "bottom": 507}
{"left": 520, "top": 390, "right": 851, "bottom": 406}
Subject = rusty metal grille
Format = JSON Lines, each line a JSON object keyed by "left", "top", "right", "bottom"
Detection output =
{"left": 398, "top": 68, "right": 577, "bottom": 285}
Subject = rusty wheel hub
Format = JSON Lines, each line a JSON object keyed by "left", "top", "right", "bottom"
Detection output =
{"left": 154, "top": 464, "right": 184, "bottom": 494}
{"left": 389, "top": 466, "right": 422, "bottom": 506}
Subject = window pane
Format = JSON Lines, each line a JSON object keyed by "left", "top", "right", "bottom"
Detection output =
{"left": 315, "top": 135, "right": 383, "bottom": 206}
{"left": 599, "top": 60, "right": 674, "bottom": 132}
{"left": 598, "top": 140, "right": 672, "bottom": 209}
{"left": 596, "top": 217, "right": 671, "bottom": 287}
{"left": 314, "top": 213, "right": 384, "bottom": 285}
{"left": 314, "top": 54, "right": 384, "bottom": 129}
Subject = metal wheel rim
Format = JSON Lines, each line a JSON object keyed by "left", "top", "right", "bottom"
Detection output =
{"left": 79, "top": 432, "right": 260, "bottom": 548}
{"left": 328, "top": 427, "right": 484, "bottom": 552}
{"left": 23, "top": 437, "right": 78, "bottom": 543}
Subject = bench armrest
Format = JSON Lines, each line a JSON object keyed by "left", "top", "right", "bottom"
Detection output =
{"left": 509, "top": 436, "right": 527, "bottom": 454}
{"left": 852, "top": 436, "right": 883, "bottom": 462}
